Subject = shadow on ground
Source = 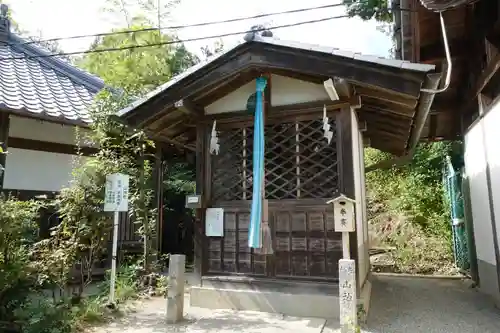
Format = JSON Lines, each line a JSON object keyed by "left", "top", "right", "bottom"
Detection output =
{"left": 91, "top": 275, "right": 500, "bottom": 333}
{"left": 357, "top": 275, "right": 500, "bottom": 333}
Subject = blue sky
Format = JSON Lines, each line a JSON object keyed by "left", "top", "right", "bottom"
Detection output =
{"left": 6, "top": 0, "right": 392, "bottom": 58}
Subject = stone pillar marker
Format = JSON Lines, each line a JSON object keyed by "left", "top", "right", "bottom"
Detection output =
{"left": 339, "top": 259, "right": 357, "bottom": 333}
{"left": 327, "top": 194, "right": 357, "bottom": 333}
{"left": 166, "top": 254, "right": 186, "bottom": 324}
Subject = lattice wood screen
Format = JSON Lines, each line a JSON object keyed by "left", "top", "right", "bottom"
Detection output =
{"left": 212, "top": 116, "right": 339, "bottom": 201}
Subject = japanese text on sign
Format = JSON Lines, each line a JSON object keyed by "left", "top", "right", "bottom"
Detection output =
{"left": 104, "top": 173, "right": 130, "bottom": 212}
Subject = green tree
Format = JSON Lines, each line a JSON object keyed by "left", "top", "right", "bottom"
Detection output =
{"left": 77, "top": 26, "right": 198, "bottom": 94}
{"left": 343, "top": 0, "right": 392, "bottom": 22}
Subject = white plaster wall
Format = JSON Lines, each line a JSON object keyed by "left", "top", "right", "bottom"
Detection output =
{"left": 4, "top": 116, "right": 92, "bottom": 192}
{"left": 9, "top": 116, "right": 94, "bottom": 146}
{"left": 205, "top": 74, "right": 330, "bottom": 115}
{"left": 464, "top": 118, "right": 496, "bottom": 267}
{"left": 484, "top": 102, "right": 500, "bottom": 267}
{"left": 359, "top": 132, "right": 370, "bottom": 278}
{"left": 3, "top": 148, "right": 88, "bottom": 192}
{"left": 351, "top": 108, "right": 369, "bottom": 287}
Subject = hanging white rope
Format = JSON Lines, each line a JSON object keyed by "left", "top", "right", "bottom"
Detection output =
{"left": 209, "top": 120, "right": 220, "bottom": 155}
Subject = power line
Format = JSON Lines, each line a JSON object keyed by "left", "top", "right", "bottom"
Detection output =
{"left": 14, "top": 1, "right": 414, "bottom": 47}
{"left": 16, "top": 3, "right": 349, "bottom": 46}
{"left": 1, "top": 15, "right": 349, "bottom": 61}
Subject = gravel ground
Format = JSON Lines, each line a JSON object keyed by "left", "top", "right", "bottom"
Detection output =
{"left": 89, "top": 274, "right": 500, "bottom": 333}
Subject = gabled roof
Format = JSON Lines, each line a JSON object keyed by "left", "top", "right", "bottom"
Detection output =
{"left": 0, "top": 33, "right": 106, "bottom": 126}
{"left": 117, "top": 34, "right": 439, "bottom": 155}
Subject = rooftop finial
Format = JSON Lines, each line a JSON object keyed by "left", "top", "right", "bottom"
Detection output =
{"left": 0, "top": 4, "right": 10, "bottom": 41}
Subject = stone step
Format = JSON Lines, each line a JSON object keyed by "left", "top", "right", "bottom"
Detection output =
{"left": 190, "top": 276, "right": 341, "bottom": 319}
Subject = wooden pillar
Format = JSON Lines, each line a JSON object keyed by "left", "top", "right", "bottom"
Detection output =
{"left": 193, "top": 123, "right": 206, "bottom": 284}
{"left": 0, "top": 112, "right": 10, "bottom": 191}
{"left": 152, "top": 145, "right": 164, "bottom": 257}
{"left": 337, "top": 107, "right": 359, "bottom": 286}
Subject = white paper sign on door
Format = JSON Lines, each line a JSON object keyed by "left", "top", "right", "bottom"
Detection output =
{"left": 206, "top": 208, "right": 224, "bottom": 237}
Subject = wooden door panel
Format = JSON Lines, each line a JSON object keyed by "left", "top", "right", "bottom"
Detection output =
{"left": 206, "top": 202, "right": 342, "bottom": 281}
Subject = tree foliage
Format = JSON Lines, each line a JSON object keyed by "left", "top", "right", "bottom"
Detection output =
{"left": 77, "top": 27, "right": 198, "bottom": 94}
{"left": 343, "top": 0, "right": 393, "bottom": 22}
{"left": 366, "top": 141, "right": 462, "bottom": 274}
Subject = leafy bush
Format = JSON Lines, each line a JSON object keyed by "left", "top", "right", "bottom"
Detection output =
{"left": 366, "top": 142, "right": 459, "bottom": 274}
{"left": 0, "top": 197, "right": 42, "bottom": 330}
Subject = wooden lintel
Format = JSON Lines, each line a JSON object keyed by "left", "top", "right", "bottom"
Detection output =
{"left": 8, "top": 137, "right": 98, "bottom": 156}
{"left": 174, "top": 98, "right": 203, "bottom": 116}
{"left": 203, "top": 99, "right": 350, "bottom": 123}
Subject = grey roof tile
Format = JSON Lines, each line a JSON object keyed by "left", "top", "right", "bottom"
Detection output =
{"left": 0, "top": 33, "right": 106, "bottom": 125}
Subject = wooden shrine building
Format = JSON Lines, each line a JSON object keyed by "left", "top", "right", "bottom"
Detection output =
{"left": 118, "top": 32, "right": 439, "bottom": 318}
{"left": 394, "top": 0, "right": 500, "bottom": 306}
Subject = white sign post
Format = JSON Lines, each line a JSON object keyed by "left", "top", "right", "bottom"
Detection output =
{"left": 327, "top": 194, "right": 357, "bottom": 333}
{"left": 104, "top": 173, "right": 130, "bottom": 306}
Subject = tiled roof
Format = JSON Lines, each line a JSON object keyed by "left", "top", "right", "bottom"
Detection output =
{"left": 0, "top": 33, "right": 106, "bottom": 125}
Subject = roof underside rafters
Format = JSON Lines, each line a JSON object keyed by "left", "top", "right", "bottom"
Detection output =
{"left": 118, "top": 36, "right": 438, "bottom": 156}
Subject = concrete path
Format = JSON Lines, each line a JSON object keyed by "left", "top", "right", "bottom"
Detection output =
{"left": 90, "top": 275, "right": 500, "bottom": 333}
{"left": 349, "top": 275, "right": 500, "bottom": 333}
{"left": 88, "top": 294, "right": 328, "bottom": 333}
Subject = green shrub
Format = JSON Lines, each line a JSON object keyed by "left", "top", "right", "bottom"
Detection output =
{"left": 366, "top": 142, "right": 459, "bottom": 274}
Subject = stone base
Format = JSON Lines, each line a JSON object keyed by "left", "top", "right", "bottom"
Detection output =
{"left": 190, "top": 276, "right": 341, "bottom": 319}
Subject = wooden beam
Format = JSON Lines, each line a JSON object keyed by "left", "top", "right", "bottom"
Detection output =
{"left": 174, "top": 98, "right": 203, "bottom": 116}
{"left": 156, "top": 134, "right": 196, "bottom": 152}
{"left": 355, "top": 85, "right": 418, "bottom": 109}
{"left": 462, "top": 52, "right": 500, "bottom": 114}
{"left": 203, "top": 99, "right": 350, "bottom": 123}
{"left": 361, "top": 96, "right": 415, "bottom": 117}
{"left": 420, "top": 38, "right": 466, "bottom": 61}
{"left": 0, "top": 113, "right": 10, "bottom": 189}
{"left": 8, "top": 137, "right": 98, "bottom": 156}
{"left": 333, "top": 77, "right": 352, "bottom": 98}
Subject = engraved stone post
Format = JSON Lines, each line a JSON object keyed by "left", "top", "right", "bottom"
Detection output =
{"left": 339, "top": 259, "right": 357, "bottom": 333}
{"left": 166, "top": 254, "right": 186, "bottom": 323}
{"left": 327, "top": 194, "right": 358, "bottom": 333}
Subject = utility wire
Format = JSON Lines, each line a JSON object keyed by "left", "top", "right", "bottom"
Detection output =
{"left": 13, "top": 1, "right": 413, "bottom": 47}
{"left": 1, "top": 2, "right": 413, "bottom": 61}
{"left": 1, "top": 15, "right": 349, "bottom": 61}
{"left": 15, "top": 3, "right": 350, "bottom": 46}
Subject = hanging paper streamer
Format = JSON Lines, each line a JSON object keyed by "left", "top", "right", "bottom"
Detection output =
{"left": 322, "top": 105, "right": 333, "bottom": 144}
{"left": 248, "top": 77, "right": 267, "bottom": 249}
{"left": 209, "top": 120, "right": 220, "bottom": 155}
